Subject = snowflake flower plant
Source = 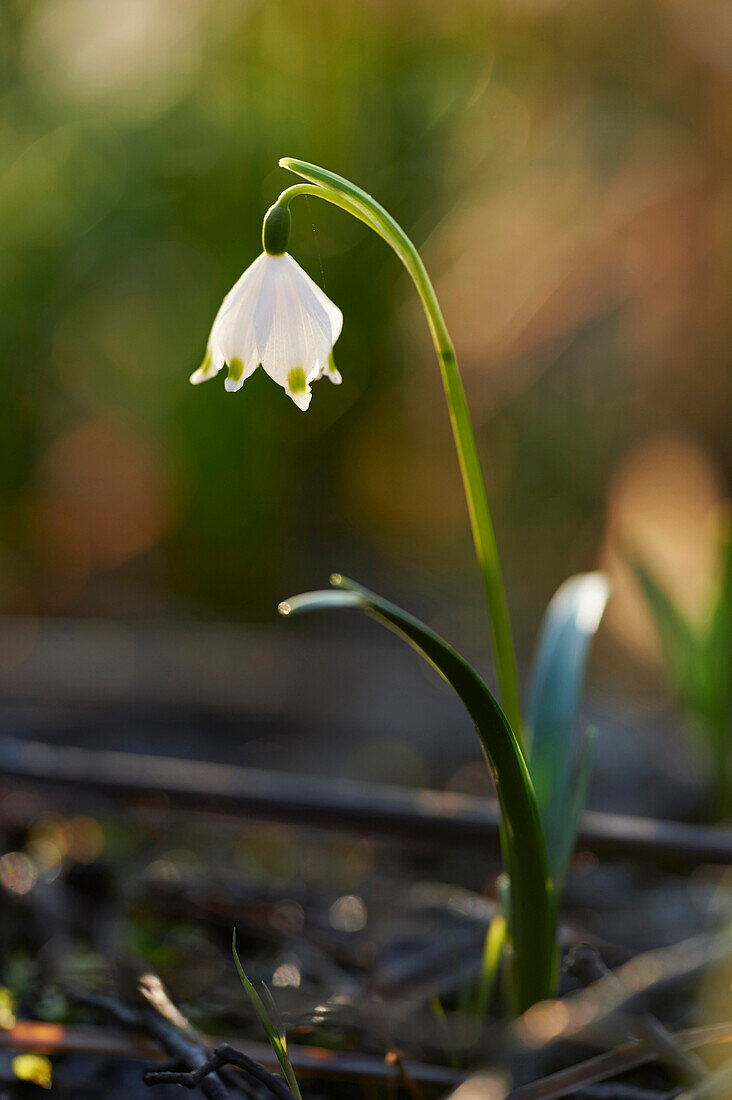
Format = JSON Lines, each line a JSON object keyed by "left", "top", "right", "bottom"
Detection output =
{"left": 192, "top": 159, "right": 609, "bottom": 1016}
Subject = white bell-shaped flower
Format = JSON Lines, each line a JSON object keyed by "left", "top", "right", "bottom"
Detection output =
{"left": 191, "top": 251, "right": 342, "bottom": 411}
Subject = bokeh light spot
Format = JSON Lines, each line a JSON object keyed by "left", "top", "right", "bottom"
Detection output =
{"left": 329, "top": 894, "right": 367, "bottom": 933}
{"left": 0, "top": 852, "right": 38, "bottom": 896}
{"left": 272, "top": 963, "right": 301, "bottom": 989}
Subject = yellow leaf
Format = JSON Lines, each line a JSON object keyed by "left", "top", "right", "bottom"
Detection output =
{"left": 0, "top": 986, "right": 16, "bottom": 1029}
{"left": 12, "top": 1053, "right": 52, "bottom": 1089}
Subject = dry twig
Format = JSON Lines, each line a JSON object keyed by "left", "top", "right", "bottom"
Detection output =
{"left": 142, "top": 1044, "right": 293, "bottom": 1097}
{"left": 565, "top": 944, "right": 707, "bottom": 1087}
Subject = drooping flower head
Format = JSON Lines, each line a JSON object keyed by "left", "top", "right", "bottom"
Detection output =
{"left": 191, "top": 203, "right": 342, "bottom": 410}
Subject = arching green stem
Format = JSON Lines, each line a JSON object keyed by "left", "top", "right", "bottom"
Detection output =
{"left": 273, "top": 158, "right": 523, "bottom": 743}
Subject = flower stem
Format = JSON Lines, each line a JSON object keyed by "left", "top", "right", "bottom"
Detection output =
{"left": 274, "top": 159, "right": 523, "bottom": 743}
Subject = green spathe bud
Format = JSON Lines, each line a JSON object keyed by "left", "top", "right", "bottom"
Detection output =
{"left": 262, "top": 203, "right": 291, "bottom": 255}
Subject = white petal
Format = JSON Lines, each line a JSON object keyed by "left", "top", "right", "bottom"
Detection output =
{"left": 281, "top": 253, "right": 343, "bottom": 344}
{"left": 212, "top": 256, "right": 266, "bottom": 368}
{"left": 216, "top": 313, "right": 258, "bottom": 392}
{"left": 310, "top": 353, "right": 342, "bottom": 386}
{"left": 189, "top": 341, "right": 225, "bottom": 385}
{"left": 214, "top": 253, "right": 268, "bottom": 330}
{"left": 254, "top": 256, "right": 333, "bottom": 396}
{"left": 203, "top": 255, "right": 269, "bottom": 394}
{"left": 191, "top": 251, "right": 343, "bottom": 406}
{"left": 189, "top": 356, "right": 215, "bottom": 386}
{"left": 324, "top": 351, "right": 342, "bottom": 384}
{"left": 224, "top": 349, "right": 257, "bottom": 392}
{"left": 287, "top": 384, "right": 312, "bottom": 411}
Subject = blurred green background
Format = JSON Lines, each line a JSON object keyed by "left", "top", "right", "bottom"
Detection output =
{"left": 0, "top": 0, "right": 729, "bottom": 672}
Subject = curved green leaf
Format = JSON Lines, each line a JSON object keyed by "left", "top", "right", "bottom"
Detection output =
{"left": 279, "top": 574, "right": 552, "bottom": 1012}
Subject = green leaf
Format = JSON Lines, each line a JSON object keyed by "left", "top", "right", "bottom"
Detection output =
{"left": 554, "top": 725, "right": 597, "bottom": 896}
{"left": 280, "top": 574, "right": 552, "bottom": 1013}
{"left": 631, "top": 555, "right": 716, "bottom": 743}
{"left": 526, "top": 573, "right": 610, "bottom": 892}
{"left": 632, "top": 513, "right": 732, "bottom": 816}
{"left": 474, "top": 911, "right": 507, "bottom": 1020}
{"left": 704, "top": 513, "right": 732, "bottom": 734}
{"left": 699, "top": 512, "right": 732, "bottom": 811}
{"left": 232, "top": 930, "right": 301, "bottom": 1099}
{"left": 630, "top": 557, "right": 699, "bottom": 703}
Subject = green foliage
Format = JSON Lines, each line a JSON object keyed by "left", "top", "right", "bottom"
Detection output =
{"left": 278, "top": 156, "right": 523, "bottom": 742}
{"left": 473, "top": 911, "right": 506, "bottom": 1020}
{"left": 282, "top": 570, "right": 613, "bottom": 1013}
{"left": 526, "top": 573, "right": 610, "bottom": 900}
{"left": 631, "top": 512, "right": 732, "bottom": 817}
{"left": 0, "top": 2, "right": 472, "bottom": 615}
{"left": 0, "top": 2, "right": 726, "bottom": 623}
{"left": 232, "top": 930, "right": 302, "bottom": 1100}
{"left": 280, "top": 573, "right": 553, "bottom": 1014}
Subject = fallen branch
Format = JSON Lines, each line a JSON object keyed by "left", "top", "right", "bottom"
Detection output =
{"left": 143, "top": 1044, "right": 293, "bottom": 1097}
{"left": 68, "top": 989, "right": 233, "bottom": 1100}
{"left": 565, "top": 944, "right": 707, "bottom": 1087}
{"left": 507, "top": 1024, "right": 732, "bottom": 1100}
{"left": 517, "top": 933, "right": 732, "bottom": 1050}
{"left": 3, "top": 1019, "right": 731, "bottom": 1096}
{"left": 0, "top": 1020, "right": 463, "bottom": 1088}
{"left": 0, "top": 736, "right": 729, "bottom": 869}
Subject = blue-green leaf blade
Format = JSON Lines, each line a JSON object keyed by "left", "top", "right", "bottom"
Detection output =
{"left": 527, "top": 572, "right": 609, "bottom": 888}
{"left": 555, "top": 725, "right": 597, "bottom": 897}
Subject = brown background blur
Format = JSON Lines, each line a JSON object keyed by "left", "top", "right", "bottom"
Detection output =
{"left": 0, "top": 0, "right": 729, "bottom": 793}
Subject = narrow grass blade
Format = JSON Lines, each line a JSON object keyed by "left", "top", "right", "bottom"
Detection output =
{"left": 630, "top": 557, "right": 699, "bottom": 700}
{"left": 631, "top": 511, "right": 732, "bottom": 817}
{"left": 474, "top": 912, "right": 506, "bottom": 1020}
{"left": 704, "top": 513, "right": 732, "bottom": 734}
{"left": 232, "top": 930, "right": 302, "bottom": 1099}
{"left": 699, "top": 512, "right": 732, "bottom": 812}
